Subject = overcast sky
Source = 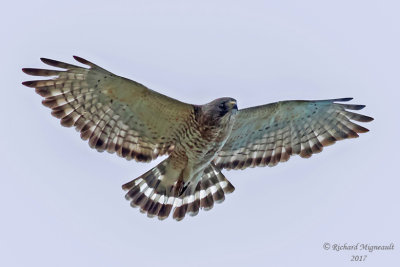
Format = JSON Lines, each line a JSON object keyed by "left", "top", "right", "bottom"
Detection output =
{"left": 1, "top": 1, "right": 399, "bottom": 266}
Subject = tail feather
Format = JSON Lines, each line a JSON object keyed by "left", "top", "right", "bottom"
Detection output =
{"left": 186, "top": 185, "right": 201, "bottom": 216}
{"left": 172, "top": 164, "right": 235, "bottom": 221}
{"left": 122, "top": 161, "right": 235, "bottom": 221}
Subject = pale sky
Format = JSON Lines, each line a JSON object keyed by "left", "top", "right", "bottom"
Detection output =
{"left": 1, "top": 1, "right": 399, "bottom": 266}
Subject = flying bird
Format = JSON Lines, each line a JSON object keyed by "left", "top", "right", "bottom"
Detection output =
{"left": 22, "top": 56, "right": 373, "bottom": 221}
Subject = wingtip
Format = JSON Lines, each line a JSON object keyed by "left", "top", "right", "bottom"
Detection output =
{"left": 22, "top": 68, "right": 40, "bottom": 75}
{"left": 40, "top": 57, "right": 61, "bottom": 66}
{"left": 40, "top": 57, "right": 50, "bottom": 63}
{"left": 73, "top": 55, "right": 91, "bottom": 65}
{"left": 336, "top": 97, "right": 353, "bottom": 102}
{"left": 358, "top": 104, "right": 366, "bottom": 109}
{"left": 22, "top": 81, "right": 34, "bottom": 87}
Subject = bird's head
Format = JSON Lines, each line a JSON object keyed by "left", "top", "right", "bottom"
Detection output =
{"left": 200, "top": 97, "right": 238, "bottom": 125}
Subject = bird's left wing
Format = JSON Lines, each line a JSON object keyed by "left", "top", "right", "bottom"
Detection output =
{"left": 214, "top": 98, "right": 373, "bottom": 170}
{"left": 23, "top": 56, "right": 194, "bottom": 162}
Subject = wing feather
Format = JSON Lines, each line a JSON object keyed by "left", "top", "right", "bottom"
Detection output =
{"left": 23, "top": 56, "right": 194, "bottom": 162}
{"left": 214, "top": 98, "right": 373, "bottom": 170}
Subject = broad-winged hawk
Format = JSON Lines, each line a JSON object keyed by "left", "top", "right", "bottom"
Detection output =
{"left": 22, "top": 56, "right": 373, "bottom": 221}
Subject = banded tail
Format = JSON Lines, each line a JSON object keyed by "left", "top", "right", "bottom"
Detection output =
{"left": 122, "top": 160, "right": 235, "bottom": 221}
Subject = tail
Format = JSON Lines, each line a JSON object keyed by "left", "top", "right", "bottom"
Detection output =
{"left": 122, "top": 160, "right": 235, "bottom": 221}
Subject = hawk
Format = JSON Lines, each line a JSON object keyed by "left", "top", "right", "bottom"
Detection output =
{"left": 22, "top": 56, "right": 373, "bottom": 221}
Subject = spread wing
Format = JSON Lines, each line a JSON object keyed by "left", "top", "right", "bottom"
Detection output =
{"left": 23, "top": 56, "right": 194, "bottom": 162}
{"left": 214, "top": 98, "right": 373, "bottom": 170}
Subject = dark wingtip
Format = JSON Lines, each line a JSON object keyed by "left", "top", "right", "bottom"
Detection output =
{"left": 22, "top": 81, "right": 35, "bottom": 87}
{"left": 359, "top": 127, "right": 370, "bottom": 133}
{"left": 73, "top": 55, "right": 90, "bottom": 65}
{"left": 40, "top": 57, "right": 64, "bottom": 67}
{"left": 349, "top": 104, "right": 366, "bottom": 110}
{"left": 22, "top": 68, "right": 41, "bottom": 75}
{"left": 339, "top": 103, "right": 367, "bottom": 110}
{"left": 335, "top": 97, "right": 353, "bottom": 102}
{"left": 40, "top": 57, "right": 52, "bottom": 64}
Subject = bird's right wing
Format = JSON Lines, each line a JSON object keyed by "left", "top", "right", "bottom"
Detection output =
{"left": 23, "top": 56, "right": 194, "bottom": 162}
{"left": 214, "top": 98, "right": 373, "bottom": 170}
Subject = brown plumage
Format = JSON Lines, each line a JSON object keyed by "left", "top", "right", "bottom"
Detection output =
{"left": 23, "top": 56, "right": 373, "bottom": 221}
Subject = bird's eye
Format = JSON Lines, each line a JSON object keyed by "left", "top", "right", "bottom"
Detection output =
{"left": 219, "top": 103, "right": 225, "bottom": 109}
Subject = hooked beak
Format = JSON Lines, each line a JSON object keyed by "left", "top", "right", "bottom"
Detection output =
{"left": 226, "top": 100, "right": 238, "bottom": 110}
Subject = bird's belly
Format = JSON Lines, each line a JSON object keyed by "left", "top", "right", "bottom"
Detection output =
{"left": 181, "top": 134, "right": 230, "bottom": 182}
{"left": 175, "top": 114, "right": 235, "bottom": 184}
